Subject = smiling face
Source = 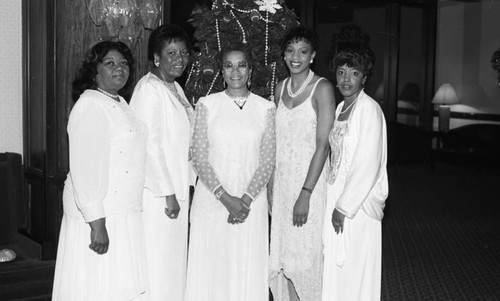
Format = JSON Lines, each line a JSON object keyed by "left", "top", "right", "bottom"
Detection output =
{"left": 335, "top": 64, "right": 367, "bottom": 102}
{"left": 283, "top": 39, "right": 316, "bottom": 75}
{"left": 222, "top": 50, "right": 251, "bottom": 92}
{"left": 155, "top": 40, "right": 189, "bottom": 82}
{"left": 95, "top": 49, "right": 130, "bottom": 95}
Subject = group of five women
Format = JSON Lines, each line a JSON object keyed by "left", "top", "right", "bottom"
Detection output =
{"left": 52, "top": 23, "right": 388, "bottom": 301}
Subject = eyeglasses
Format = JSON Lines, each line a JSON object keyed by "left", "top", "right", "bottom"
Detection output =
{"left": 222, "top": 61, "right": 249, "bottom": 71}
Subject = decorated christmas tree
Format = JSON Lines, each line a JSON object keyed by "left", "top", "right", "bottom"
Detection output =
{"left": 184, "top": 0, "right": 299, "bottom": 104}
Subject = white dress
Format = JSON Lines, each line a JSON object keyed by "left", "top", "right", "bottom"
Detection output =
{"left": 322, "top": 90, "right": 388, "bottom": 301}
{"left": 129, "top": 72, "right": 195, "bottom": 301}
{"left": 185, "top": 91, "right": 276, "bottom": 301}
{"left": 52, "top": 90, "right": 148, "bottom": 301}
{"left": 269, "top": 78, "right": 328, "bottom": 301}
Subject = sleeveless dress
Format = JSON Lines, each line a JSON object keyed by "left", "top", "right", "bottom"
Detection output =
{"left": 269, "top": 78, "right": 328, "bottom": 301}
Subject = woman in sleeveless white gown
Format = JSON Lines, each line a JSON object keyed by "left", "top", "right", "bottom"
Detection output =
{"left": 269, "top": 26, "right": 336, "bottom": 301}
{"left": 186, "top": 43, "right": 276, "bottom": 301}
{"left": 322, "top": 48, "right": 388, "bottom": 301}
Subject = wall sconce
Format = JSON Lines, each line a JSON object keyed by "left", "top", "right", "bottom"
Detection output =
{"left": 86, "top": 0, "right": 161, "bottom": 49}
{"left": 432, "top": 83, "right": 459, "bottom": 132}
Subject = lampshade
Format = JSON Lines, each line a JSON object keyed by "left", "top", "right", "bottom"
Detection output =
{"left": 432, "top": 83, "right": 459, "bottom": 105}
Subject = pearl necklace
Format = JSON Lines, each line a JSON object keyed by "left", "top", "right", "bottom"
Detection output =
{"left": 225, "top": 90, "right": 249, "bottom": 110}
{"left": 97, "top": 87, "right": 119, "bottom": 100}
{"left": 287, "top": 70, "right": 314, "bottom": 98}
{"left": 340, "top": 99, "right": 357, "bottom": 114}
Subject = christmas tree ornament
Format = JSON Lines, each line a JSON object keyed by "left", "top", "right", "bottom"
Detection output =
{"left": 222, "top": 11, "right": 232, "bottom": 23}
{"left": 250, "top": 10, "right": 261, "bottom": 22}
{"left": 255, "top": 0, "right": 282, "bottom": 14}
{"left": 202, "top": 61, "right": 216, "bottom": 76}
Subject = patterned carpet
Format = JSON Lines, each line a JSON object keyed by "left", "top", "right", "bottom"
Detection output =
{"left": 381, "top": 164, "right": 500, "bottom": 301}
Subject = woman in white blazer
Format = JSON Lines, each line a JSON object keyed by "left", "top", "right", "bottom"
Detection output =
{"left": 130, "top": 24, "right": 194, "bottom": 301}
{"left": 322, "top": 47, "right": 388, "bottom": 301}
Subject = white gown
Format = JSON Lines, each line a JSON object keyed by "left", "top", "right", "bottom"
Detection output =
{"left": 269, "top": 78, "right": 327, "bottom": 301}
{"left": 129, "top": 72, "right": 195, "bottom": 301}
{"left": 52, "top": 90, "right": 148, "bottom": 301}
{"left": 322, "top": 90, "right": 388, "bottom": 301}
{"left": 186, "top": 91, "right": 276, "bottom": 301}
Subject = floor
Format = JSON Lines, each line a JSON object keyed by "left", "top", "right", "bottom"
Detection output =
{"left": 1, "top": 163, "right": 499, "bottom": 300}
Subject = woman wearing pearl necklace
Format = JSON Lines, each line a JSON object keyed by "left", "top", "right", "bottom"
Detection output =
{"left": 322, "top": 47, "right": 388, "bottom": 301}
{"left": 53, "top": 41, "right": 148, "bottom": 300}
{"left": 269, "top": 25, "right": 336, "bottom": 301}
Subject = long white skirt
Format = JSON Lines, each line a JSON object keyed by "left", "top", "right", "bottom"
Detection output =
{"left": 142, "top": 188, "right": 189, "bottom": 301}
{"left": 322, "top": 206, "right": 382, "bottom": 301}
{"left": 185, "top": 185, "right": 269, "bottom": 301}
{"left": 52, "top": 212, "right": 148, "bottom": 301}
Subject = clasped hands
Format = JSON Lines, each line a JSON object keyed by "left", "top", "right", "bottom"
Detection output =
{"left": 219, "top": 192, "right": 252, "bottom": 225}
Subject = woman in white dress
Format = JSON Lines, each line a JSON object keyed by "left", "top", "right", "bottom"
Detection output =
{"left": 129, "top": 24, "right": 194, "bottom": 301}
{"left": 322, "top": 48, "right": 388, "bottom": 301}
{"left": 185, "top": 43, "right": 276, "bottom": 301}
{"left": 52, "top": 41, "right": 148, "bottom": 300}
{"left": 269, "top": 25, "right": 336, "bottom": 301}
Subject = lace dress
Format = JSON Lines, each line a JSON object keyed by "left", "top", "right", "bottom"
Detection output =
{"left": 185, "top": 91, "right": 276, "bottom": 301}
{"left": 269, "top": 78, "right": 327, "bottom": 301}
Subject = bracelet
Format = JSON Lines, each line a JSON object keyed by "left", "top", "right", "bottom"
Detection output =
{"left": 215, "top": 188, "right": 225, "bottom": 200}
{"left": 301, "top": 187, "right": 313, "bottom": 194}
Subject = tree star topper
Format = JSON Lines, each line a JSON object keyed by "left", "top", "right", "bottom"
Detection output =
{"left": 255, "top": 0, "right": 282, "bottom": 14}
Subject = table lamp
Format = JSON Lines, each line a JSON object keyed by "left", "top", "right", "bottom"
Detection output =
{"left": 432, "top": 83, "right": 459, "bottom": 132}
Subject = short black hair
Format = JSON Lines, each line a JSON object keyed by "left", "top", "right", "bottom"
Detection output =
{"left": 331, "top": 47, "right": 375, "bottom": 80}
{"left": 148, "top": 24, "right": 191, "bottom": 61}
{"left": 218, "top": 42, "right": 253, "bottom": 70}
{"left": 280, "top": 25, "right": 319, "bottom": 55}
{"left": 72, "top": 40, "right": 135, "bottom": 101}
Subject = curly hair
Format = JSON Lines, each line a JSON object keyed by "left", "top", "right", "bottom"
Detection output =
{"left": 218, "top": 42, "right": 253, "bottom": 70}
{"left": 72, "top": 40, "right": 135, "bottom": 101}
{"left": 280, "top": 25, "right": 319, "bottom": 55}
{"left": 148, "top": 24, "right": 191, "bottom": 62}
{"left": 331, "top": 47, "right": 375, "bottom": 80}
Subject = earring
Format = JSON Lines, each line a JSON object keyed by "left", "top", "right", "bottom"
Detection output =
{"left": 310, "top": 60, "right": 313, "bottom": 64}
{"left": 223, "top": 81, "right": 227, "bottom": 89}
{"left": 154, "top": 59, "right": 160, "bottom": 67}
{"left": 247, "top": 77, "right": 251, "bottom": 88}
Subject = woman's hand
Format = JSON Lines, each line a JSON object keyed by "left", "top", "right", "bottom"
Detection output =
{"left": 332, "top": 208, "right": 345, "bottom": 234}
{"left": 293, "top": 192, "right": 311, "bottom": 227}
{"left": 89, "top": 218, "right": 109, "bottom": 255}
{"left": 165, "top": 194, "right": 180, "bottom": 219}
{"left": 220, "top": 193, "right": 250, "bottom": 224}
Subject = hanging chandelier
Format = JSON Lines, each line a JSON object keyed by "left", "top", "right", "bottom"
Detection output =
{"left": 86, "top": 0, "right": 162, "bottom": 49}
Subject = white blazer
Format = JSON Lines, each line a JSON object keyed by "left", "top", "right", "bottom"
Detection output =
{"left": 130, "top": 72, "right": 193, "bottom": 201}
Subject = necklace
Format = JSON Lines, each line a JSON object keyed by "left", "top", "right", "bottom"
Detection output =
{"left": 287, "top": 70, "right": 314, "bottom": 98}
{"left": 225, "top": 90, "right": 249, "bottom": 110}
{"left": 97, "top": 87, "right": 119, "bottom": 100}
{"left": 340, "top": 99, "right": 357, "bottom": 114}
{"left": 157, "top": 69, "right": 193, "bottom": 111}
